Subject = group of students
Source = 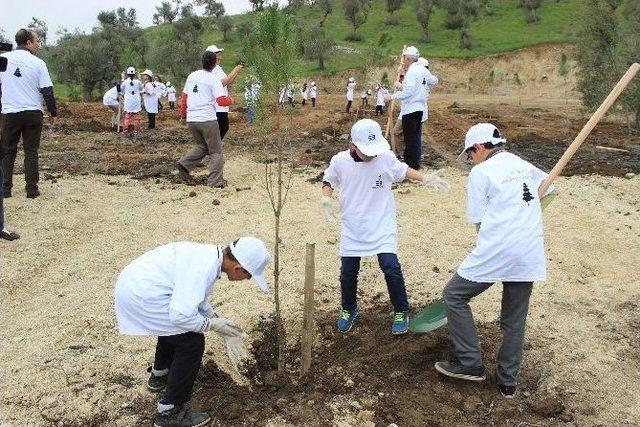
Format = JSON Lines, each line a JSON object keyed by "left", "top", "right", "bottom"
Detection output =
{"left": 279, "top": 81, "right": 318, "bottom": 107}
{"left": 102, "top": 68, "right": 178, "bottom": 135}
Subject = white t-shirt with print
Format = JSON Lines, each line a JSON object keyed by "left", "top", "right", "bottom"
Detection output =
{"left": 115, "top": 242, "right": 222, "bottom": 336}
{"left": 103, "top": 86, "right": 119, "bottom": 106}
{"left": 309, "top": 85, "right": 317, "bottom": 98}
{"left": 0, "top": 49, "right": 53, "bottom": 114}
{"left": 323, "top": 150, "right": 409, "bottom": 257}
{"left": 167, "top": 86, "right": 177, "bottom": 102}
{"left": 376, "top": 88, "right": 388, "bottom": 106}
{"left": 457, "top": 151, "right": 554, "bottom": 283}
{"left": 183, "top": 69, "right": 225, "bottom": 122}
{"left": 212, "top": 65, "right": 229, "bottom": 113}
{"left": 122, "top": 78, "right": 143, "bottom": 113}
{"left": 143, "top": 82, "right": 159, "bottom": 114}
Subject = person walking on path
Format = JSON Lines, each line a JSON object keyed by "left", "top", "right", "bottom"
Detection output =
{"left": 209, "top": 45, "right": 244, "bottom": 140}
{"left": 384, "top": 46, "right": 428, "bottom": 170}
{"left": 103, "top": 81, "right": 121, "bottom": 129}
{"left": 115, "top": 236, "right": 271, "bottom": 427}
{"left": 166, "top": 82, "right": 177, "bottom": 110}
{"left": 1, "top": 29, "right": 57, "bottom": 199}
{"left": 434, "top": 123, "right": 557, "bottom": 399}
{"left": 122, "top": 66, "right": 143, "bottom": 137}
{"left": 142, "top": 70, "right": 159, "bottom": 130}
{"left": 320, "top": 119, "right": 450, "bottom": 335}
{"left": 0, "top": 116, "right": 19, "bottom": 241}
{"left": 345, "top": 77, "right": 355, "bottom": 113}
{"left": 309, "top": 81, "right": 317, "bottom": 107}
{"left": 375, "top": 83, "right": 388, "bottom": 116}
{"left": 178, "top": 46, "right": 233, "bottom": 188}
{"left": 301, "top": 82, "right": 308, "bottom": 106}
{"left": 155, "top": 75, "right": 166, "bottom": 113}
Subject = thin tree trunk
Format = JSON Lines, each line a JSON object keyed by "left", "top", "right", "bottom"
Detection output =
{"left": 274, "top": 141, "right": 284, "bottom": 372}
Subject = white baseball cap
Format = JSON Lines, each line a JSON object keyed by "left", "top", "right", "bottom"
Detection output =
{"left": 350, "top": 119, "right": 391, "bottom": 157}
{"left": 167, "top": 81, "right": 171, "bottom": 86}
{"left": 348, "top": 77, "right": 355, "bottom": 82}
{"left": 142, "top": 69, "right": 153, "bottom": 78}
{"left": 311, "top": 81, "right": 316, "bottom": 86}
{"left": 417, "top": 57, "right": 429, "bottom": 68}
{"left": 403, "top": 46, "right": 420, "bottom": 57}
{"left": 456, "top": 123, "right": 507, "bottom": 162}
{"left": 126, "top": 66, "right": 136, "bottom": 75}
{"left": 230, "top": 236, "right": 271, "bottom": 292}
{"left": 206, "top": 44, "right": 224, "bottom": 53}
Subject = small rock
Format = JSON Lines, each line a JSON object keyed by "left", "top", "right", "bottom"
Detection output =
{"left": 389, "top": 370, "right": 402, "bottom": 379}
{"left": 339, "top": 134, "right": 349, "bottom": 141}
{"left": 301, "top": 131, "right": 310, "bottom": 136}
{"left": 350, "top": 401, "right": 362, "bottom": 410}
{"left": 345, "top": 378, "right": 354, "bottom": 387}
{"left": 212, "top": 199, "right": 220, "bottom": 206}
{"left": 624, "top": 172, "right": 635, "bottom": 179}
{"left": 188, "top": 191, "right": 197, "bottom": 197}
{"left": 432, "top": 266, "right": 440, "bottom": 273}
{"left": 398, "top": 188, "right": 411, "bottom": 195}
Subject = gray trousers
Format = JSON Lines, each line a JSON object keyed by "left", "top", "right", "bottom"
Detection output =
{"left": 179, "top": 121, "right": 224, "bottom": 187}
{"left": 443, "top": 273, "right": 533, "bottom": 386}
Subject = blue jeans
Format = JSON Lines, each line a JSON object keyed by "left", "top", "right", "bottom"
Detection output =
{"left": 340, "top": 253, "right": 409, "bottom": 312}
{"left": 247, "top": 106, "right": 254, "bottom": 123}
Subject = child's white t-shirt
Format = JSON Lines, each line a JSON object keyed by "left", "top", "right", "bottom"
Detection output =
{"left": 143, "top": 82, "right": 159, "bottom": 114}
{"left": 323, "top": 150, "right": 408, "bottom": 257}
{"left": 457, "top": 151, "right": 553, "bottom": 283}
{"left": 122, "top": 78, "right": 143, "bottom": 113}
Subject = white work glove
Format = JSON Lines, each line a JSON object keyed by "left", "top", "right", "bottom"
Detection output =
{"left": 394, "top": 81, "right": 403, "bottom": 90}
{"left": 223, "top": 336, "right": 248, "bottom": 370}
{"left": 321, "top": 195, "right": 338, "bottom": 222}
{"left": 204, "top": 317, "right": 245, "bottom": 338}
{"left": 421, "top": 170, "right": 451, "bottom": 192}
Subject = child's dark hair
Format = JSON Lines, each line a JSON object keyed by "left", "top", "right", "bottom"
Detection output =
{"left": 202, "top": 51, "right": 218, "bottom": 72}
{"left": 223, "top": 239, "right": 240, "bottom": 262}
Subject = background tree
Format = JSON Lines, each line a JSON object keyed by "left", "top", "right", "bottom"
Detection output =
{"left": 27, "top": 17, "right": 48, "bottom": 46}
{"left": 250, "top": 0, "right": 266, "bottom": 12}
{"left": 343, "top": 0, "right": 372, "bottom": 41}
{"left": 438, "top": 0, "right": 479, "bottom": 48}
{"left": 196, "top": 0, "right": 225, "bottom": 18}
{"left": 558, "top": 52, "right": 571, "bottom": 103}
{"left": 385, "top": 0, "right": 405, "bottom": 25}
{"left": 416, "top": 0, "right": 436, "bottom": 42}
{"left": 236, "top": 21, "right": 253, "bottom": 38}
{"left": 244, "top": 5, "right": 299, "bottom": 373}
{"left": 302, "top": 25, "right": 335, "bottom": 69}
{"left": 315, "top": 0, "right": 333, "bottom": 27}
{"left": 519, "top": 0, "right": 543, "bottom": 23}
{"left": 217, "top": 15, "right": 234, "bottom": 42}
{"left": 152, "top": 1, "right": 180, "bottom": 24}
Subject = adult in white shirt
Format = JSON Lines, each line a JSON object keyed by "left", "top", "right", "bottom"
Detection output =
{"left": 309, "top": 81, "right": 317, "bottom": 107}
{"left": 208, "top": 44, "right": 244, "bottom": 140}
{"left": 122, "top": 66, "right": 143, "bottom": 136}
{"left": 115, "top": 236, "right": 271, "bottom": 427}
{"left": 375, "top": 84, "right": 387, "bottom": 116}
{"left": 301, "top": 82, "right": 308, "bottom": 106}
{"left": 434, "top": 123, "right": 556, "bottom": 399}
{"left": 166, "top": 82, "right": 177, "bottom": 109}
{"left": 1, "top": 29, "right": 57, "bottom": 198}
{"left": 141, "top": 69, "right": 159, "bottom": 130}
{"left": 178, "top": 46, "right": 233, "bottom": 188}
{"left": 345, "top": 77, "right": 355, "bottom": 113}
{"left": 102, "top": 81, "right": 121, "bottom": 129}
{"left": 384, "top": 46, "right": 428, "bottom": 170}
{"left": 154, "top": 76, "right": 166, "bottom": 112}
{"left": 320, "top": 119, "right": 449, "bottom": 335}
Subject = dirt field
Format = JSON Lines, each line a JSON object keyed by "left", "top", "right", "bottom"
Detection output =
{"left": 1, "top": 48, "right": 639, "bottom": 427}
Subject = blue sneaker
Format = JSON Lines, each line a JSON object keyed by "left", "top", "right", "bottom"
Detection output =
{"left": 392, "top": 311, "right": 409, "bottom": 335}
{"left": 337, "top": 308, "right": 359, "bottom": 333}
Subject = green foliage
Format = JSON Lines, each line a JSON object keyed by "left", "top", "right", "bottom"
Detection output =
{"left": 416, "top": 0, "right": 436, "bottom": 42}
{"left": 149, "top": 14, "right": 204, "bottom": 82}
{"left": 250, "top": 0, "right": 266, "bottom": 12}
{"left": 236, "top": 21, "right": 253, "bottom": 38}
{"left": 343, "top": 0, "right": 372, "bottom": 40}
{"left": 302, "top": 25, "right": 335, "bottom": 69}
{"left": 153, "top": 1, "right": 179, "bottom": 24}
{"left": 196, "top": 0, "right": 226, "bottom": 18}
{"left": 217, "top": 16, "right": 234, "bottom": 41}
{"left": 385, "top": 0, "right": 405, "bottom": 25}
{"left": 97, "top": 8, "right": 138, "bottom": 28}
{"left": 519, "top": 0, "right": 543, "bottom": 23}
{"left": 316, "top": 0, "right": 334, "bottom": 27}
{"left": 28, "top": 17, "right": 48, "bottom": 46}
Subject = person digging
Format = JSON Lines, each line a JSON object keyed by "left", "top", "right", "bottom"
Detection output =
{"left": 434, "top": 123, "right": 556, "bottom": 399}
{"left": 115, "top": 236, "right": 271, "bottom": 427}
{"left": 321, "top": 119, "right": 450, "bottom": 335}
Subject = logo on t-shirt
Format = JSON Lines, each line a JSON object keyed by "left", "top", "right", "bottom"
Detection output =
{"left": 372, "top": 175, "right": 383, "bottom": 189}
{"left": 193, "top": 84, "right": 198, "bottom": 93}
{"left": 13, "top": 67, "right": 22, "bottom": 78}
{"left": 522, "top": 183, "right": 534, "bottom": 204}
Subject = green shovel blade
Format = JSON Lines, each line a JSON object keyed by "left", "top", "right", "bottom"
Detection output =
{"left": 409, "top": 298, "right": 448, "bottom": 333}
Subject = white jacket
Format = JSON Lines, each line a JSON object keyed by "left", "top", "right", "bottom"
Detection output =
{"left": 392, "top": 62, "right": 428, "bottom": 116}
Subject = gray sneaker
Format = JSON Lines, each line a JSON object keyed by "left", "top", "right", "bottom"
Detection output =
{"left": 154, "top": 408, "right": 211, "bottom": 427}
{"left": 147, "top": 366, "right": 168, "bottom": 391}
{"left": 434, "top": 360, "right": 486, "bottom": 381}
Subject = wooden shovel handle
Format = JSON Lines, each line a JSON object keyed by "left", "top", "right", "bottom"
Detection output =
{"left": 385, "top": 45, "right": 407, "bottom": 140}
{"left": 538, "top": 62, "right": 639, "bottom": 196}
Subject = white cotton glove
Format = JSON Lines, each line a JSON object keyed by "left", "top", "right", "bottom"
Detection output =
{"left": 204, "top": 317, "right": 245, "bottom": 338}
{"left": 421, "top": 170, "right": 451, "bottom": 192}
{"left": 223, "top": 336, "right": 248, "bottom": 370}
{"left": 394, "top": 81, "right": 403, "bottom": 90}
{"left": 321, "top": 195, "right": 338, "bottom": 222}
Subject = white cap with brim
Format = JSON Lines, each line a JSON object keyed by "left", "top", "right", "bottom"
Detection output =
{"left": 126, "top": 66, "right": 136, "bottom": 75}
{"left": 348, "top": 77, "right": 355, "bottom": 82}
{"left": 417, "top": 57, "right": 429, "bottom": 68}
{"left": 350, "top": 118, "right": 391, "bottom": 157}
{"left": 456, "top": 123, "right": 507, "bottom": 162}
{"left": 142, "top": 69, "right": 153, "bottom": 78}
{"left": 403, "top": 46, "right": 420, "bottom": 57}
{"left": 230, "top": 236, "right": 271, "bottom": 292}
{"left": 206, "top": 44, "right": 224, "bottom": 53}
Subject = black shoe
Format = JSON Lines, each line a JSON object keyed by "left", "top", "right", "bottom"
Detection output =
{"left": 499, "top": 384, "right": 517, "bottom": 399}
{"left": 434, "top": 360, "right": 486, "bottom": 382}
{"left": 176, "top": 163, "right": 193, "bottom": 183}
{"left": 154, "top": 408, "right": 211, "bottom": 427}
{"left": 0, "top": 228, "right": 20, "bottom": 241}
{"left": 26, "top": 189, "right": 40, "bottom": 199}
{"left": 147, "top": 366, "right": 168, "bottom": 391}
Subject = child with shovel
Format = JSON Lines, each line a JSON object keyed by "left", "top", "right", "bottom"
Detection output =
{"left": 320, "top": 118, "right": 450, "bottom": 335}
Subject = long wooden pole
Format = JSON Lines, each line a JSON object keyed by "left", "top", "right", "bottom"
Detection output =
{"left": 300, "top": 243, "right": 316, "bottom": 378}
{"left": 385, "top": 45, "right": 407, "bottom": 144}
{"left": 538, "top": 62, "right": 639, "bottom": 196}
